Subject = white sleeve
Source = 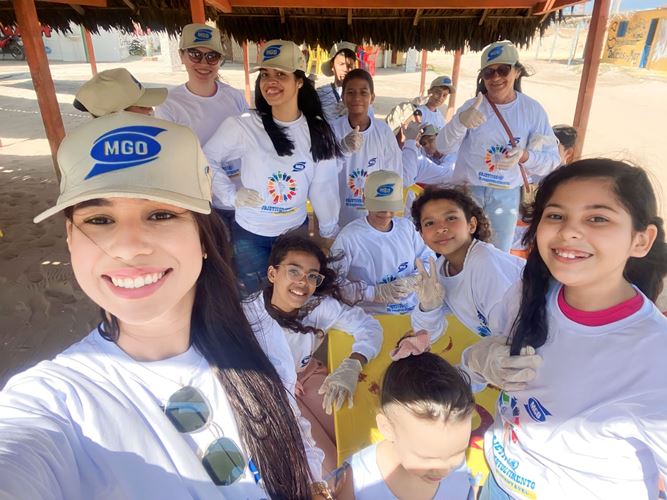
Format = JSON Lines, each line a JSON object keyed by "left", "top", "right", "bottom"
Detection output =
{"left": 330, "top": 236, "right": 373, "bottom": 304}
{"left": 154, "top": 102, "right": 175, "bottom": 122}
{"left": 521, "top": 104, "right": 561, "bottom": 177}
{"left": 436, "top": 101, "right": 471, "bottom": 155}
{"left": 411, "top": 304, "right": 450, "bottom": 343}
{"left": 401, "top": 139, "right": 419, "bottom": 186}
{"left": 621, "top": 390, "right": 667, "bottom": 479}
{"left": 382, "top": 127, "right": 404, "bottom": 180}
{"left": 309, "top": 158, "right": 341, "bottom": 238}
{"left": 244, "top": 300, "right": 325, "bottom": 481}
{"left": 319, "top": 298, "right": 383, "bottom": 363}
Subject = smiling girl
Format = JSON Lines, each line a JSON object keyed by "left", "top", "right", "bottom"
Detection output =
{"left": 463, "top": 159, "right": 667, "bottom": 499}
{"left": 203, "top": 40, "right": 342, "bottom": 294}
{"left": 0, "top": 112, "right": 333, "bottom": 499}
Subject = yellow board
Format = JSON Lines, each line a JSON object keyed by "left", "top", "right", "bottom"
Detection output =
{"left": 328, "top": 314, "right": 498, "bottom": 484}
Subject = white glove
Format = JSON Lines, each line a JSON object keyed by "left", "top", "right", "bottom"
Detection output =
{"left": 414, "top": 257, "right": 445, "bottom": 312}
{"left": 496, "top": 147, "right": 523, "bottom": 170}
{"left": 234, "top": 187, "right": 264, "bottom": 208}
{"left": 341, "top": 125, "right": 363, "bottom": 154}
{"left": 458, "top": 93, "right": 486, "bottom": 129}
{"left": 334, "top": 101, "right": 347, "bottom": 118}
{"left": 373, "top": 275, "right": 418, "bottom": 304}
{"left": 410, "top": 95, "right": 429, "bottom": 106}
{"left": 402, "top": 121, "right": 424, "bottom": 142}
{"left": 318, "top": 357, "right": 362, "bottom": 414}
{"left": 527, "top": 134, "right": 557, "bottom": 152}
{"left": 466, "top": 336, "right": 542, "bottom": 391}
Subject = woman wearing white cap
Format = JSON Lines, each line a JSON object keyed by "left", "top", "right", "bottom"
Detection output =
{"left": 416, "top": 75, "right": 456, "bottom": 130}
{"left": 0, "top": 112, "right": 334, "bottom": 499}
{"left": 155, "top": 23, "right": 248, "bottom": 231}
{"left": 437, "top": 40, "right": 560, "bottom": 252}
{"left": 203, "top": 39, "right": 341, "bottom": 295}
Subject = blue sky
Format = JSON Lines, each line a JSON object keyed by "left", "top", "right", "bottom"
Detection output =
{"left": 582, "top": 0, "right": 666, "bottom": 12}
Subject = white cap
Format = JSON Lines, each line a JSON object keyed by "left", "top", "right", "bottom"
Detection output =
{"left": 429, "top": 75, "right": 456, "bottom": 93}
{"left": 321, "top": 41, "right": 358, "bottom": 77}
{"left": 73, "top": 68, "right": 167, "bottom": 117}
{"left": 179, "top": 23, "right": 224, "bottom": 53}
{"left": 34, "top": 112, "right": 211, "bottom": 223}
{"left": 252, "top": 40, "right": 306, "bottom": 73}
{"left": 363, "top": 170, "right": 404, "bottom": 212}
{"left": 480, "top": 40, "right": 520, "bottom": 70}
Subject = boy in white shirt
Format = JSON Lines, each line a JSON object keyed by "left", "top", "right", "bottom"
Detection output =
{"left": 317, "top": 42, "right": 358, "bottom": 123}
{"left": 417, "top": 76, "right": 455, "bottom": 131}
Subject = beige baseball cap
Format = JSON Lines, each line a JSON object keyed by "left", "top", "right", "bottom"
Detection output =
{"left": 480, "top": 40, "right": 520, "bottom": 70}
{"left": 251, "top": 40, "right": 306, "bottom": 73}
{"left": 429, "top": 75, "right": 456, "bottom": 93}
{"left": 179, "top": 23, "right": 224, "bottom": 53}
{"left": 321, "top": 41, "right": 358, "bottom": 77}
{"left": 364, "top": 170, "right": 404, "bottom": 212}
{"left": 34, "top": 112, "right": 211, "bottom": 223}
{"left": 73, "top": 68, "right": 167, "bottom": 117}
{"left": 421, "top": 124, "right": 439, "bottom": 137}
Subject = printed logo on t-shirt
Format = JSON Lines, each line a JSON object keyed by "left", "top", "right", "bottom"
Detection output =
{"left": 397, "top": 261, "right": 408, "bottom": 272}
{"left": 261, "top": 171, "right": 298, "bottom": 215}
{"left": 300, "top": 354, "right": 312, "bottom": 369}
{"left": 223, "top": 163, "right": 240, "bottom": 177}
{"left": 491, "top": 434, "right": 537, "bottom": 499}
{"left": 347, "top": 168, "right": 368, "bottom": 207}
{"left": 476, "top": 310, "right": 491, "bottom": 337}
{"left": 367, "top": 157, "right": 377, "bottom": 168}
{"left": 292, "top": 161, "right": 306, "bottom": 172}
{"left": 499, "top": 391, "right": 521, "bottom": 445}
{"left": 524, "top": 398, "right": 551, "bottom": 423}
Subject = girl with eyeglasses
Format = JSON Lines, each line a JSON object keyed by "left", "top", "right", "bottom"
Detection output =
{"left": 0, "top": 113, "right": 334, "bottom": 499}
{"left": 250, "top": 232, "right": 382, "bottom": 475}
{"left": 155, "top": 23, "right": 248, "bottom": 232}
{"left": 436, "top": 40, "right": 561, "bottom": 253}
{"left": 203, "top": 40, "right": 342, "bottom": 295}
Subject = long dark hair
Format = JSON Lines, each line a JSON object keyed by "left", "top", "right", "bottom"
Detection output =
{"left": 67, "top": 207, "right": 313, "bottom": 498}
{"left": 410, "top": 185, "right": 492, "bottom": 242}
{"left": 381, "top": 352, "right": 475, "bottom": 423}
{"left": 255, "top": 70, "right": 341, "bottom": 161}
{"left": 260, "top": 232, "right": 354, "bottom": 336}
{"left": 475, "top": 62, "right": 530, "bottom": 95}
{"left": 510, "top": 159, "right": 667, "bottom": 355}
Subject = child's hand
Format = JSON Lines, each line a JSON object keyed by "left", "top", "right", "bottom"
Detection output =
{"left": 415, "top": 257, "right": 445, "bottom": 311}
{"left": 318, "top": 358, "right": 362, "bottom": 414}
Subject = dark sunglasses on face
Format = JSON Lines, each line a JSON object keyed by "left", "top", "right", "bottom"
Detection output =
{"left": 186, "top": 48, "right": 222, "bottom": 65}
{"left": 481, "top": 64, "right": 512, "bottom": 80}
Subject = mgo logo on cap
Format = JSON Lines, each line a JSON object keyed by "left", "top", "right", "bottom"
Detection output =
{"left": 194, "top": 28, "right": 213, "bottom": 43}
{"left": 375, "top": 183, "right": 395, "bottom": 197}
{"left": 524, "top": 397, "right": 552, "bottom": 423}
{"left": 263, "top": 44, "right": 282, "bottom": 61}
{"left": 487, "top": 45, "right": 503, "bottom": 61}
{"left": 86, "top": 126, "right": 166, "bottom": 179}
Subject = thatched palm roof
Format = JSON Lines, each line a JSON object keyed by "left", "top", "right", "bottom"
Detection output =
{"left": 0, "top": 1, "right": 576, "bottom": 51}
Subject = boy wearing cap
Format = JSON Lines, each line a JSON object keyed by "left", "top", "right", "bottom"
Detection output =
{"left": 155, "top": 24, "right": 248, "bottom": 226}
{"left": 73, "top": 68, "right": 167, "bottom": 117}
{"left": 417, "top": 76, "right": 455, "bottom": 130}
{"left": 402, "top": 124, "right": 456, "bottom": 186}
{"left": 330, "top": 170, "right": 434, "bottom": 315}
{"left": 316, "top": 42, "right": 358, "bottom": 122}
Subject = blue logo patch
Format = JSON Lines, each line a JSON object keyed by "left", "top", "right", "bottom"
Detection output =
{"left": 367, "top": 157, "right": 377, "bottom": 168}
{"left": 524, "top": 397, "right": 552, "bottom": 423}
{"left": 487, "top": 46, "right": 503, "bottom": 61}
{"left": 375, "top": 183, "right": 394, "bottom": 197}
{"left": 194, "top": 28, "right": 213, "bottom": 43}
{"left": 86, "top": 126, "right": 166, "bottom": 179}
{"left": 398, "top": 261, "right": 408, "bottom": 272}
{"left": 292, "top": 161, "right": 306, "bottom": 172}
{"left": 263, "top": 44, "right": 282, "bottom": 61}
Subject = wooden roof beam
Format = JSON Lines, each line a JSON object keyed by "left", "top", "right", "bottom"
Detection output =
{"left": 230, "top": 0, "right": 537, "bottom": 9}
{"left": 121, "top": 0, "right": 137, "bottom": 12}
{"left": 70, "top": 3, "right": 84, "bottom": 13}
{"left": 413, "top": 8, "right": 422, "bottom": 26}
{"left": 37, "top": 0, "right": 106, "bottom": 7}
{"left": 279, "top": 7, "right": 285, "bottom": 23}
{"left": 347, "top": 8, "right": 352, "bottom": 25}
{"left": 206, "top": 0, "right": 232, "bottom": 13}
{"left": 479, "top": 8, "right": 489, "bottom": 25}
{"left": 533, "top": 0, "right": 581, "bottom": 15}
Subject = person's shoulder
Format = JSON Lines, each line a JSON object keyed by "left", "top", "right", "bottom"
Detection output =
{"left": 393, "top": 216, "right": 418, "bottom": 234}
{"left": 216, "top": 81, "right": 246, "bottom": 99}
{"left": 338, "top": 218, "right": 370, "bottom": 238}
{"left": 516, "top": 92, "right": 547, "bottom": 112}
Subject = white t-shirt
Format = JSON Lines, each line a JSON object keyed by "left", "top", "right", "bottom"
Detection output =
{"left": 202, "top": 112, "right": 340, "bottom": 238}
{"left": 348, "top": 442, "right": 474, "bottom": 500}
{"left": 0, "top": 308, "right": 324, "bottom": 499}
{"left": 402, "top": 140, "right": 455, "bottom": 186}
{"left": 331, "top": 216, "right": 435, "bottom": 315}
{"left": 331, "top": 115, "right": 403, "bottom": 227}
{"left": 411, "top": 240, "right": 524, "bottom": 339}
{"left": 437, "top": 92, "right": 560, "bottom": 189}
{"left": 417, "top": 104, "right": 446, "bottom": 130}
{"left": 476, "top": 284, "right": 667, "bottom": 499}
{"left": 249, "top": 293, "right": 382, "bottom": 373}
{"left": 155, "top": 82, "right": 248, "bottom": 210}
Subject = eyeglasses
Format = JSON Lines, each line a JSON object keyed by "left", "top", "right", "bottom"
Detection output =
{"left": 481, "top": 64, "right": 512, "bottom": 80}
{"left": 186, "top": 48, "right": 222, "bottom": 65}
{"left": 164, "top": 386, "right": 254, "bottom": 486}
{"left": 276, "top": 264, "right": 325, "bottom": 287}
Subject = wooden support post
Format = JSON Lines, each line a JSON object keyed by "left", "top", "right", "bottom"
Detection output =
{"left": 243, "top": 41, "right": 252, "bottom": 105}
{"left": 12, "top": 0, "right": 65, "bottom": 179}
{"left": 446, "top": 48, "right": 462, "bottom": 121}
{"left": 419, "top": 49, "right": 428, "bottom": 96}
{"left": 572, "top": 0, "right": 611, "bottom": 159}
{"left": 82, "top": 28, "right": 97, "bottom": 75}
{"left": 190, "top": 0, "right": 206, "bottom": 23}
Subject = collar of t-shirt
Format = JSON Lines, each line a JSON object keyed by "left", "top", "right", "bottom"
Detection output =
{"left": 184, "top": 80, "right": 221, "bottom": 100}
{"left": 363, "top": 216, "right": 395, "bottom": 235}
{"left": 557, "top": 287, "right": 644, "bottom": 326}
{"left": 274, "top": 113, "right": 307, "bottom": 128}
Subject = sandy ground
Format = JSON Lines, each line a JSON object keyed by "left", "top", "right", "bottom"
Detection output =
{"left": 1, "top": 36, "right": 666, "bottom": 385}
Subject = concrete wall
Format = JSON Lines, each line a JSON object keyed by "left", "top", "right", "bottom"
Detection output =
{"left": 603, "top": 8, "right": 667, "bottom": 71}
{"left": 41, "top": 23, "right": 132, "bottom": 62}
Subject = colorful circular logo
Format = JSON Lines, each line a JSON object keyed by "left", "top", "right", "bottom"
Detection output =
{"left": 267, "top": 171, "right": 297, "bottom": 204}
{"left": 348, "top": 168, "right": 368, "bottom": 197}
{"left": 485, "top": 144, "right": 510, "bottom": 172}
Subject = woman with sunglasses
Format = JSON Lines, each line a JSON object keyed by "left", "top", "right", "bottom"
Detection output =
{"left": 0, "top": 112, "right": 334, "bottom": 499}
{"left": 251, "top": 232, "right": 382, "bottom": 475}
{"left": 436, "top": 40, "right": 560, "bottom": 252}
{"left": 203, "top": 40, "right": 341, "bottom": 295}
{"left": 155, "top": 23, "right": 248, "bottom": 231}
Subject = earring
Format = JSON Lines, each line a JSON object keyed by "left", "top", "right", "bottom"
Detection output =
{"left": 203, "top": 252, "right": 208, "bottom": 260}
